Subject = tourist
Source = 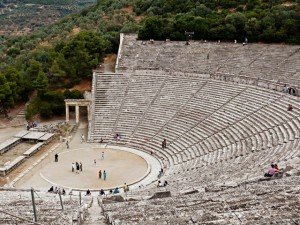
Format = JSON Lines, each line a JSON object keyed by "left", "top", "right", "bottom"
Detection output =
{"left": 113, "top": 187, "right": 120, "bottom": 194}
{"left": 157, "top": 180, "right": 162, "bottom": 187}
{"left": 158, "top": 168, "right": 164, "bottom": 177}
{"left": 101, "top": 152, "right": 104, "bottom": 160}
{"left": 62, "top": 189, "right": 66, "bottom": 195}
{"left": 99, "top": 170, "right": 102, "bottom": 179}
{"left": 76, "top": 162, "right": 80, "bottom": 173}
{"left": 72, "top": 163, "right": 75, "bottom": 172}
{"left": 100, "top": 189, "right": 105, "bottom": 196}
{"left": 115, "top": 133, "right": 121, "bottom": 141}
{"left": 86, "top": 189, "right": 91, "bottom": 196}
{"left": 100, "top": 138, "right": 103, "bottom": 143}
{"left": 109, "top": 189, "right": 113, "bottom": 194}
{"left": 163, "top": 181, "right": 168, "bottom": 187}
{"left": 80, "top": 162, "right": 82, "bottom": 171}
{"left": 48, "top": 186, "right": 54, "bottom": 193}
{"left": 288, "top": 104, "right": 293, "bottom": 111}
{"left": 103, "top": 170, "right": 107, "bottom": 180}
{"left": 162, "top": 139, "right": 167, "bottom": 149}
{"left": 66, "top": 140, "right": 69, "bottom": 149}
{"left": 289, "top": 88, "right": 296, "bottom": 95}
{"left": 283, "top": 85, "right": 289, "bottom": 93}
{"left": 81, "top": 134, "right": 85, "bottom": 143}
{"left": 54, "top": 154, "right": 58, "bottom": 162}
{"left": 94, "top": 159, "right": 96, "bottom": 166}
{"left": 264, "top": 164, "right": 279, "bottom": 177}
{"left": 123, "top": 183, "right": 129, "bottom": 193}
{"left": 274, "top": 164, "right": 280, "bottom": 171}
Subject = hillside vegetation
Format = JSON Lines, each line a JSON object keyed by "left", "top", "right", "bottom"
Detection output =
{"left": 0, "top": 0, "right": 299, "bottom": 119}
{"left": 0, "top": 0, "right": 96, "bottom": 35}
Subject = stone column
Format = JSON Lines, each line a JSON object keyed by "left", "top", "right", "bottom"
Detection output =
{"left": 66, "top": 104, "right": 69, "bottom": 122}
{"left": 75, "top": 104, "right": 80, "bottom": 124}
{"left": 87, "top": 104, "right": 91, "bottom": 121}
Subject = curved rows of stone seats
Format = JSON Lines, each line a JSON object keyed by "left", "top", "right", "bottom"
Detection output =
{"left": 102, "top": 175, "right": 300, "bottom": 225}
{"left": 116, "top": 34, "right": 300, "bottom": 88}
{"left": 88, "top": 70, "right": 300, "bottom": 198}
{"left": 0, "top": 190, "right": 92, "bottom": 225}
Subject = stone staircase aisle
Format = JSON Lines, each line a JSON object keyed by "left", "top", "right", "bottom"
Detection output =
{"left": 85, "top": 196, "right": 106, "bottom": 225}
{"left": 10, "top": 108, "right": 27, "bottom": 127}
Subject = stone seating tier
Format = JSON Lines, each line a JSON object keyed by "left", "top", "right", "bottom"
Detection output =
{"left": 0, "top": 190, "right": 92, "bottom": 225}
{"left": 117, "top": 34, "right": 300, "bottom": 89}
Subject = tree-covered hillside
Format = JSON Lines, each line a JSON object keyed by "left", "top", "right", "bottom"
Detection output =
{"left": 0, "top": 0, "right": 299, "bottom": 119}
{"left": 135, "top": 0, "right": 299, "bottom": 43}
{"left": 0, "top": 0, "right": 96, "bottom": 35}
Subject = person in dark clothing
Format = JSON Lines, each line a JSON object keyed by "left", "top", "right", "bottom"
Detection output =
{"left": 54, "top": 154, "right": 58, "bottom": 162}
{"left": 48, "top": 186, "right": 54, "bottom": 192}
{"left": 162, "top": 139, "right": 167, "bottom": 149}
{"left": 100, "top": 189, "right": 105, "bottom": 196}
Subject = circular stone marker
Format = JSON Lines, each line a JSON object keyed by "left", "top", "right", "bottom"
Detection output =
{"left": 40, "top": 147, "right": 148, "bottom": 190}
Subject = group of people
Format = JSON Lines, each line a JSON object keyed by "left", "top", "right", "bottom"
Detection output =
{"left": 99, "top": 183, "right": 129, "bottom": 196}
{"left": 283, "top": 85, "right": 296, "bottom": 95}
{"left": 98, "top": 170, "right": 107, "bottom": 180}
{"left": 264, "top": 164, "right": 281, "bottom": 177}
{"left": 26, "top": 121, "right": 38, "bottom": 130}
{"left": 72, "top": 162, "right": 83, "bottom": 173}
{"left": 157, "top": 180, "right": 168, "bottom": 187}
{"left": 48, "top": 186, "right": 66, "bottom": 195}
{"left": 85, "top": 183, "right": 130, "bottom": 197}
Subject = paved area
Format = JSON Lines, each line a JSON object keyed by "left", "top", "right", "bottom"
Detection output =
{"left": 37, "top": 146, "right": 148, "bottom": 190}
{"left": 14, "top": 121, "right": 160, "bottom": 191}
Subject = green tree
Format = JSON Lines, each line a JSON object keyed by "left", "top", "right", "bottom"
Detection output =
{"left": 0, "top": 73, "right": 14, "bottom": 116}
{"left": 245, "top": 17, "right": 261, "bottom": 41}
{"left": 49, "top": 59, "right": 66, "bottom": 82}
{"left": 225, "top": 12, "right": 247, "bottom": 38}
{"left": 26, "top": 59, "right": 42, "bottom": 81}
{"left": 33, "top": 70, "right": 49, "bottom": 95}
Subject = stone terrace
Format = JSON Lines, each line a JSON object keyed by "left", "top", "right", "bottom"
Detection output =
{"left": 89, "top": 72, "right": 300, "bottom": 176}
{"left": 116, "top": 34, "right": 300, "bottom": 87}
{"left": 0, "top": 190, "right": 92, "bottom": 224}
{"left": 89, "top": 69, "right": 300, "bottom": 224}
{"left": 103, "top": 175, "right": 300, "bottom": 225}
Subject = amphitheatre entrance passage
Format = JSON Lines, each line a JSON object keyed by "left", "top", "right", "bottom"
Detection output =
{"left": 65, "top": 99, "right": 91, "bottom": 124}
{"left": 17, "top": 147, "right": 148, "bottom": 190}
